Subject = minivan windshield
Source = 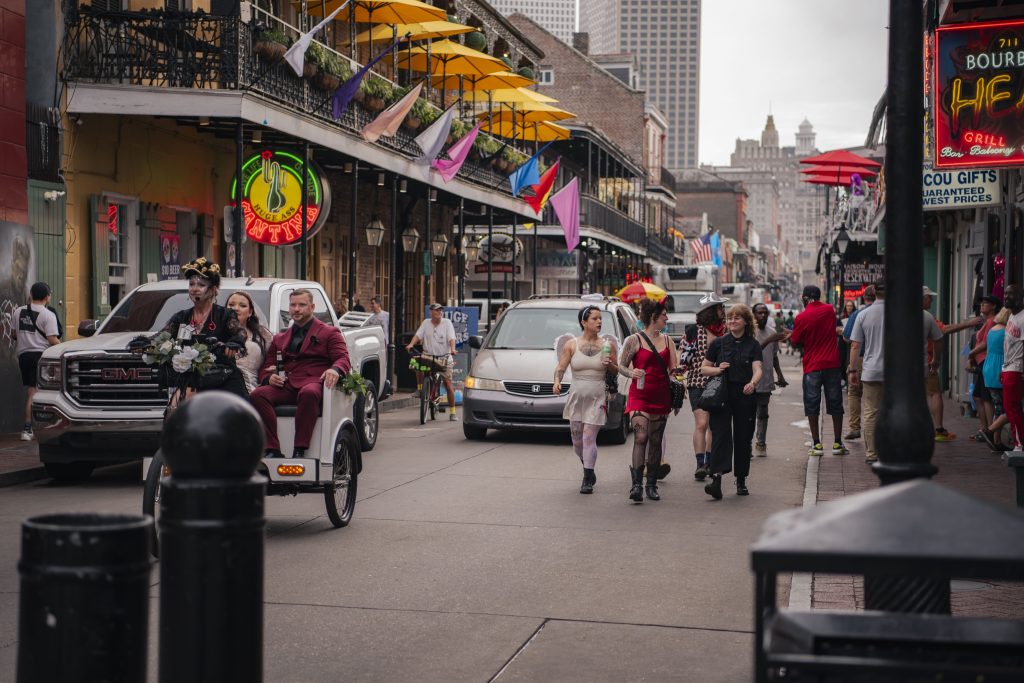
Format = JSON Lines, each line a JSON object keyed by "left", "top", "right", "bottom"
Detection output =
{"left": 98, "top": 289, "right": 272, "bottom": 334}
{"left": 486, "top": 308, "right": 617, "bottom": 350}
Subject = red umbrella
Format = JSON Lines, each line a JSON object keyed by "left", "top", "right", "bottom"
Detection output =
{"left": 802, "top": 174, "right": 872, "bottom": 187}
{"left": 800, "top": 165, "right": 877, "bottom": 178}
{"left": 799, "top": 149, "right": 881, "bottom": 169}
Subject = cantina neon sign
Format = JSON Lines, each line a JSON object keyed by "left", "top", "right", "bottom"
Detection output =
{"left": 935, "top": 18, "right": 1024, "bottom": 168}
{"left": 230, "top": 150, "right": 331, "bottom": 246}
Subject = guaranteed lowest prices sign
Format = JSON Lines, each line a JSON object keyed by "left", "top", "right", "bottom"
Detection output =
{"left": 922, "top": 168, "right": 1001, "bottom": 209}
{"left": 934, "top": 19, "right": 1024, "bottom": 168}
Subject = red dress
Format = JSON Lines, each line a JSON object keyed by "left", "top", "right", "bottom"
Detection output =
{"left": 625, "top": 342, "right": 672, "bottom": 414}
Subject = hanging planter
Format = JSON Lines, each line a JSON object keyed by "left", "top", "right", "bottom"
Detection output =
{"left": 517, "top": 66, "right": 535, "bottom": 81}
{"left": 312, "top": 71, "right": 340, "bottom": 91}
{"left": 464, "top": 30, "right": 487, "bottom": 52}
{"left": 403, "top": 114, "right": 421, "bottom": 131}
{"left": 254, "top": 28, "right": 288, "bottom": 63}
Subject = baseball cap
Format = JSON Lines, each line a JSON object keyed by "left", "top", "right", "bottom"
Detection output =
{"left": 429, "top": 303, "right": 444, "bottom": 311}
{"left": 980, "top": 294, "right": 1002, "bottom": 306}
{"left": 922, "top": 286, "right": 938, "bottom": 297}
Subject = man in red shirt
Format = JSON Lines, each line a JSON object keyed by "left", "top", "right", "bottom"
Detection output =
{"left": 790, "top": 285, "right": 846, "bottom": 456}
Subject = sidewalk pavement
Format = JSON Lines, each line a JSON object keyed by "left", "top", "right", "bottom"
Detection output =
{"left": 769, "top": 357, "right": 1024, "bottom": 618}
{"left": 0, "top": 391, "right": 422, "bottom": 487}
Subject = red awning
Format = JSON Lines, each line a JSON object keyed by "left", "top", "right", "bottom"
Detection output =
{"left": 799, "top": 150, "right": 881, "bottom": 169}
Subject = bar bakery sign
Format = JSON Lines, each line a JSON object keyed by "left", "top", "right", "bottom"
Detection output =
{"left": 934, "top": 19, "right": 1024, "bottom": 169}
{"left": 230, "top": 150, "right": 331, "bottom": 245}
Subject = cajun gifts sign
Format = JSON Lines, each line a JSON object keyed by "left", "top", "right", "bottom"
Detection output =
{"left": 231, "top": 150, "right": 332, "bottom": 246}
{"left": 934, "top": 19, "right": 1024, "bottom": 168}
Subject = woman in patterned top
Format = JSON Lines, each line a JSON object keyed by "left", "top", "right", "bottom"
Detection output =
{"left": 678, "top": 293, "right": 728, "bottom": 481}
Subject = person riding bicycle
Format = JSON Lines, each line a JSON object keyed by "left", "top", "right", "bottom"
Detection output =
{"left": 406, "top": 303, "right": 458, "bottom": 421}
{"left": 157, "top": 257, "right": 248, "bottom": 398}
{"left": 250, "top": 288, "right": 351, "bottom": 459}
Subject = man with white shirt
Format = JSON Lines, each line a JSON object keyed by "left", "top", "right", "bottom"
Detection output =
{"left": 9, "top": 282, "right": 61, "bottom": 441}
{"left": 406, "top": 303, "right": 458, "bottom": 421}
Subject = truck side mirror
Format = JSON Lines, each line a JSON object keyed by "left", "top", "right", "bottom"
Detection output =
{"left": 78, "top": 320, "right": 98, "bottom": 337}
{"left": 468, "top": 335, "right": 483, "bottom": 350}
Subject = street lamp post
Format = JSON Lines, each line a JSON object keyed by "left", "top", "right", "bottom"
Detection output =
{"left": 835, "top": 227, "right": 850, "bottom": 306}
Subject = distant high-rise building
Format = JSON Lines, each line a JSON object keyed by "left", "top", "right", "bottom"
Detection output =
{"left": 579, "top": 0, "right": 701, "bottom": 170}
{"left": 489, "top": 0, "right": 577, "bottom": 45}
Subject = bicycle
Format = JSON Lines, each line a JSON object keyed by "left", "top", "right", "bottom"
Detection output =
{"left": 409, "top": 347, "right": 450, "bottom": 425}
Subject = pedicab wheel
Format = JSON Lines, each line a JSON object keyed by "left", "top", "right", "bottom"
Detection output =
{"left": 142, "top": 449, "right": 165, "bottom": 558}
{"left": 419, "top": 375, "right": 431, "bottom": 425}
{"left": 324, "top": 431, "right": 358, "bottom": 528}
{"left": 356, "top": 380, "right": 378, "bottom": 452}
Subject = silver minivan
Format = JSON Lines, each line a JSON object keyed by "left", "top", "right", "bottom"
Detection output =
{"left": 462, "top": 296, "right": 639, "bottom": 443}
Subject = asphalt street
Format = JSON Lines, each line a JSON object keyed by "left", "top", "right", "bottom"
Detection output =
{"left": 0, "top": 379, "right": 811, "bottom": 681}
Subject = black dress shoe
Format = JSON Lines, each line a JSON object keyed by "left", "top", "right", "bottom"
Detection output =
{"left": 292, "top": 448, "right": 307, "bottom": 459}
{"left": 580, "top": 468, "right": 595, "bottom": 494}
{"left": 704, "top": 474, "right": 723, "bottom": 500}
{"left": 265, "top": 449, "right": 284, "bottom": 459}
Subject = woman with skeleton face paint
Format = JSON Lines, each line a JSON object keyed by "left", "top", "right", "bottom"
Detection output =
{"left": 158, "top": 257, "right": 248, "bottom": 397}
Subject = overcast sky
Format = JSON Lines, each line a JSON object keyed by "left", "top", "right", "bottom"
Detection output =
{"left": 699, "top": 1, "right": 890, "bottom": 166}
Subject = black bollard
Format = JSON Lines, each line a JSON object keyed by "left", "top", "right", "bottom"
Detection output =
{"left": 158, "top": 391, "right": 266, "bottom": 683}
{"left": 17, "top": 513, "right": 153, "bottom": 683}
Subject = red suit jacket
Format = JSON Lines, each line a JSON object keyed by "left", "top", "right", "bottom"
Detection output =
{"left": 258, "top": 317, "right": 351, "bottom": 388}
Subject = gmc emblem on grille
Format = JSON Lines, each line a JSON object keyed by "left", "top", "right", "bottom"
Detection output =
{"left": 532, "top": 384, "right": 541, "bottom": 393}
{"left": 101, "top": 367, "right": 155, "bottom": 381}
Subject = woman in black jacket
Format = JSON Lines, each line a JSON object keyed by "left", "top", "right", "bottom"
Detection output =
{"left": 701, "top": 304, "right": 763, "bottom": 499}
{"left": 159, "top": 257, "right": 248, "bottom": 398}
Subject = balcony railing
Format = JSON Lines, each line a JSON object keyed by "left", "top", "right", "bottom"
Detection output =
{"left": 61, "top": 6, "right": 520, "bottom": 192}
{"left": 579, "top": 194, "right": 646, "bottom": 249}
{"left": 646, "top": 233, "right": 674, "bottom": 264}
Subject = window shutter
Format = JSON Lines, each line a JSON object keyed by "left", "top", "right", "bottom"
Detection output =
{"left": 90, "top": 195, "right": 111, "bottom": 317}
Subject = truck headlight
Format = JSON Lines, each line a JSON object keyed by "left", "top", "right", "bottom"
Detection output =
{"left": 37, "top": 359, "right": 62, "bottom": 390}
{"left": 465, "top": 376, "right": 503, "bottom": 391}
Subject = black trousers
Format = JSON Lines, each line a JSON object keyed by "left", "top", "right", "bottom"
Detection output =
{"left": 708, "top": 382, "right": 756, "bottom": 478}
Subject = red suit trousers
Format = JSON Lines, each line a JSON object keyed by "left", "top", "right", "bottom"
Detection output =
{"left": 1001, "top": 371, "right": 1024, "bottom": 449}
{"left": 250, "top": 382, "right": 323, "bottom": 451}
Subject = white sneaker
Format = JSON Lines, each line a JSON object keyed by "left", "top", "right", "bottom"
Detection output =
{"left": 20, "top": 429, "right": 33, "bottom": 442}
{"left": 449, "top": 412, "right": 458, "bottom": 422}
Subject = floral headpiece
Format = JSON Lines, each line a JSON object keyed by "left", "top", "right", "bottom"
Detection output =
{"left": 182, "top": 257, "right": 221, "bottom": 286}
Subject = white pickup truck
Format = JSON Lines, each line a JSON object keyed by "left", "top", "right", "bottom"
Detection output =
{"left": 31, "top": 278, "right": 389, "bottom": 481}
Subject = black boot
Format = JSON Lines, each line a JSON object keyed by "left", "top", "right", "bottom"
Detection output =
{"left": 580, "top": 468, "right": 595, "bottom": 494}
{"left": 704, "top": 474, "right": 723, "bottom": 500}
{"left": 628, "top": 467, "right": 644, "bottom": 502}
{"left": 736, "top": 476, "right": 749, "bottom": 496}
{"left": 645, "top": 469, "right": 661, "bottom": 501}
{"left": 693, "top": 453, "right": 708, "bottom": 481}
{"left": 657, "top": 461, "right": 671, "bottom": 480}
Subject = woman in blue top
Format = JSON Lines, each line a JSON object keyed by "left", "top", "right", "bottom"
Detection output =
{"left": 982, "top": 308, "right": 1010, "bottom": 451}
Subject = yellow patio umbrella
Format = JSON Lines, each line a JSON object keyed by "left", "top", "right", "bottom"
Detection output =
{"left": 300, "top": 0, "right": 446, "bottom": 23}
{"left": 464, "top": 87, "right": 559, "bottom": 104}
{"left": 482, "top": 119, "right": 570, "bottom": 142}
{"left": 349, "top": 20, "right": 474, "bottom": 45}
{"left": 398, "top": 39, "right": 507, "bottom": 107}
{"left": 430, "top": 70, "right": 533, "bottom": 92}
{"left": 478, "top": 101, "right": 576, "bottom": 123}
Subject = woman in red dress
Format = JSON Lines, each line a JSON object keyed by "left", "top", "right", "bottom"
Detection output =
{"left": 620, "top": 298, "right": 679, "bottom": 502}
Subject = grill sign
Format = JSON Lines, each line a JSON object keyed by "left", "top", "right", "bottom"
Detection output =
{"left": 935, "top": 19, "right": 1024, "bottom": 168}
{"left": 101, "top": 367, "right": 155, "bottom": 382}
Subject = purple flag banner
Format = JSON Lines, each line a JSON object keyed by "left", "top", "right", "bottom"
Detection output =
{"left": 549, "top": 177, "right": 580, "bottom": 251}
{"left": 432, "top": 123, "right": 481, "bottom": 183}
{"left": 332, "top": 36, "right": 405, "bottom": 120}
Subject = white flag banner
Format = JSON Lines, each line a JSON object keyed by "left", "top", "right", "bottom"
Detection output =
{"left": 283, "top": 1, "right": 349, "bottom": 77}
{"left": 413, "top": 104, "right": 456, "bottom": 165}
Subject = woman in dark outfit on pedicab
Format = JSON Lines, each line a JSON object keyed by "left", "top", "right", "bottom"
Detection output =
{"left": 159, "top": 257, "right": 248, "bottom": 398}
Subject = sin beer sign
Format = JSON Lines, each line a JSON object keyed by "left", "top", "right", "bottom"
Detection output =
{"left": 935, "top": 19, "right": 1024, "bottom": 168}
{"left": 231, "top": 150, "right": 331, "bottom": 246}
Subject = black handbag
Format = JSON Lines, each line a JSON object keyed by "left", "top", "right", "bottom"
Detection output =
{"left": 638, "top": 332, "right": 685, "bottom": 411}
{"left": 197, "top": 365, "right": 235, "bottom": 390}
{"left": 697, "top": 375, "right": 729, "bottom": 411}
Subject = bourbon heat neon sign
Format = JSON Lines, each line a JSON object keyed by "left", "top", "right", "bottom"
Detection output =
{"left": 230, "top": 150, "right": 332, "bottom": 246}
{"left": 935, "top": 18, "right": 1024, "bottom": 168}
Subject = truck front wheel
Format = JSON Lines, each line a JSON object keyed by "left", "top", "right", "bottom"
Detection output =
{"left": 44, "top": 461, "right": 95, "bottom": 482}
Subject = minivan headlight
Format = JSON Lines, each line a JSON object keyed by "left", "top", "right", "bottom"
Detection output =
{"left": 37, "top": 359, "right": 62, "bottom": 390}
{"left": 465, "top": 376, "right": 503, "bottom": 391}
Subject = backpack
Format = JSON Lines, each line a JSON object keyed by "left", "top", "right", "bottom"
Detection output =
{"left": 19, "top": 305, "right": 62, "bottom": 341}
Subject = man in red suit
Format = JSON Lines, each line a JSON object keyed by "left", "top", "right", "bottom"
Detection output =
{"left": 250, "top": 289, "right": 351, "bottom": 458}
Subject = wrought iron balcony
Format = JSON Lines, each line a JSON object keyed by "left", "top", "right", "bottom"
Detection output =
{"left": 579, "top": 194, "right": 646, "bottom": 249}
{"left": 646, "top": 232, "right": 675, "bottom": 264}
{"left": 61, "top": 6, "right": 518, "bottom": 192}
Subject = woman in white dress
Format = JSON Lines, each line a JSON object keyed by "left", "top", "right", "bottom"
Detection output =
{"left": 553, "top": 306, "right": 634, "bottom": 494}
{"left": 226, "top": 291, "right": 272, "bottom": 394}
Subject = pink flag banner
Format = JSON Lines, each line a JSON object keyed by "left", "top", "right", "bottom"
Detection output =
{"left": 432, "top": 123, "right": 481, "bottom": 183}
{"left": 549, "top": 177, "right": 580, "bottom": 251}
{"left": 360, "top": 82, "right": 423, "bottom": 143}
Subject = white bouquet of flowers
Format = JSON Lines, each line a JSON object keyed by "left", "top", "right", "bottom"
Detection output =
{"left": 137, "top": 331, "right": 217, "bottom": 376}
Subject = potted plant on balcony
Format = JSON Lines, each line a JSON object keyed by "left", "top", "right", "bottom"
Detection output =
{"left": 448, "top": 119, "right": 468, "bottom": 145}
{"left": 404, "top": 97, "right": 435, "bottom": 132}
{"left": 254, "top": 26, "right": 289, "bottom": 63}
{"left": 473, "top": 136, "right": 499, "bottom": 163}
{"left": 363, "top": 77, "right": 392, "bottom": 113}
{"left": 302, "top": 42, "right": 325, "bottom": 81}
{"left": 311, "top": 47, "right": 349, "bottom": 92}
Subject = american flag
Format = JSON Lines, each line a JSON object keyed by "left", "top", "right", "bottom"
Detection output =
{"left": 690, "top": 233, "right": 713, "bottom": 262}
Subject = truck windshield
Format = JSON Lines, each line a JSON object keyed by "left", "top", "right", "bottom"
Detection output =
{"left": 99, "top": 290, "right": 272, "bottom": 333}
{"left": 486, "top": 308, "right": 617, "bottom": 350}
{"left": 665, "top": 293, "right": 706, "bottom": 314}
